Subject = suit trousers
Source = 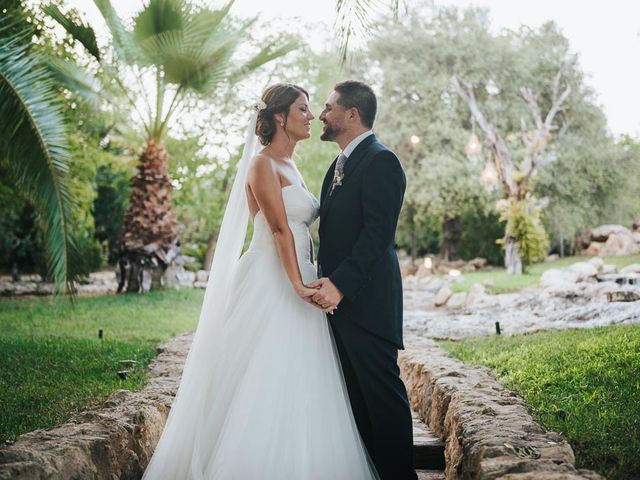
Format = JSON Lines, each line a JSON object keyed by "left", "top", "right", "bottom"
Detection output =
{"left": 329, "top": 317, "right": 417, "bottom": 480}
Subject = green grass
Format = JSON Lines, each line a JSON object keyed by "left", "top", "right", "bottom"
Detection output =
{"left": 450, "top": 254, "right": 640, "bottom": 293}
{"left": 0, "top": 289, "right": 202, "bottom": 443}
{"left": 440, "top": 325, "right": 640, "bottom": 480}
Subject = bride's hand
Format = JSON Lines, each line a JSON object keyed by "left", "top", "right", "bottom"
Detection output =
{"left": 295, "top": 284, "right": 319, "bottom": 301}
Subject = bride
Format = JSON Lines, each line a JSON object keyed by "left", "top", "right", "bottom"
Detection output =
{"left": 141, "top": 83, "right": 378, "bottom": 479}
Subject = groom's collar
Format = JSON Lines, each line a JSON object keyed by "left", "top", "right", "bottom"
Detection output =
{"left": 341, "top": 130, "right": 374, "bottom": 158}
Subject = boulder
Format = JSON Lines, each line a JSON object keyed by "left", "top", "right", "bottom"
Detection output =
{"left": 465, "top": 283, "right": 494, "bottom": 308}
{"left": 620, "top": 263, "right": 640, "bottom": 274}
{"left": 415, "top": 263, "right": 433, "bottom": 277}
{"left": 419, "top": 276, "right": 443, "bottom": 293}
{"left": 633, "top": 216, "right": 640, "bottom": 231}
{"left": 600, "top": 264, "right": 618, "bottom": 274}
{"left": 468, "top": 257, "right": 488, "bottom": 269}
{"left": 590, "top": 224, "right": 631, "bottom": 242}
{"left": 196, "top": 270, "right": 209, "bottom": 283}
{"left": 540, "top": 268, "right": 579, "bottom": 287}
{"left": 633, "top": 231, "right": 640, "bottom": 243}
{"left": 446, "top": 292, "right": 467, "bottom": 309}
{"left": 600, "top": 232, "right": 640, "bottom": 256}
{"left": 587, "top": 256, "right": 604, "bottom": 272}
{"left": 567, "top": 262, "right": 598, "bottom": 281}
{"left": 583, "top": 241, "right": 604, "bottom": 256}
{"left": 434, "top": 285, "right": 453, "bottom": 307}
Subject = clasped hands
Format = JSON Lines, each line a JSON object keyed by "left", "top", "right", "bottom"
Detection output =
{"left": 295, "top": 277, "right": 344, "bottom": 314}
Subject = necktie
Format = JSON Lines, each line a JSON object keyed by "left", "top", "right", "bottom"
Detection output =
{"left": 330, "top": 153, "right": 347, "bottom": 195}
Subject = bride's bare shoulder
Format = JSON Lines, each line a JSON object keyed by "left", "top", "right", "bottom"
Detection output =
{"left": 248, "top": 152, "right": 279, "bottom": 185}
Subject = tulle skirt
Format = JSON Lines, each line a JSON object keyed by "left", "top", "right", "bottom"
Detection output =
{"left": 142, "top": 246, "right": 377, "bottom": 479}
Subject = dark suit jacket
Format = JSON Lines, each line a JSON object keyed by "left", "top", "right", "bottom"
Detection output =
{"left": 317, "top": 133, "right": 406, "bottom": 349}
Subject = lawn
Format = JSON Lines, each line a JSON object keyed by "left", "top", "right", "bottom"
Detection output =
{"left": 0, "top": 289, "right": 203, "bottom": 443}
{"left": 440, "top": 325, "right": 640, "bottom": 480}
{"left": 450, "top": 253, "right": 640, "bottom": 293}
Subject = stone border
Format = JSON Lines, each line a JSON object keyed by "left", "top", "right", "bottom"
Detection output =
{"left": 399, "top": 335, "right": 604, "bottom": 480}
{"left": 0, "top": 332, "right": 192, "bottom": 480}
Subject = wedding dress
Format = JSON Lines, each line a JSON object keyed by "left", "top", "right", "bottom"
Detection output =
{"left": 142, "top": 183, "right": 377, "bottom": 479}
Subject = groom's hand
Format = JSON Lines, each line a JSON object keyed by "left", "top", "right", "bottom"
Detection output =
{"left": 308, "top": 277, "right": 344, "bottom": 314}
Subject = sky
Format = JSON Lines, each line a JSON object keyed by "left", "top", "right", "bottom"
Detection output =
{"left": 59, "top": 0, "right": 640, "bottom": 138}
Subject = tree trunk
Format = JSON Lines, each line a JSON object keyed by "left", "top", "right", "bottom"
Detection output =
{"left": 203, "top": 229, "right": 218, "bottom": 271}
{"left": 442, "top": 215, "right": 462, "bottom": 261}
{"left": 117, "top": 139, "right": 180, "bottom": 293}
{"left": 505, "top": 236, "right": 523, "bottom": 274}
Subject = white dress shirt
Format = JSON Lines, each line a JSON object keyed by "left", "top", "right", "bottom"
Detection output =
{"left": 341, "top": 130, "right": 374, "bottom": 159}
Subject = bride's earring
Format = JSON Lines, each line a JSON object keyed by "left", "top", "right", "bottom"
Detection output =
{"left": 280, "top": 121, "right": 285, "bottom": 127}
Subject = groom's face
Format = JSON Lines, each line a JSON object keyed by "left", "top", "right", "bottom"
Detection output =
{"left": 319, "top": 91, "right": 346, "bottom": 142}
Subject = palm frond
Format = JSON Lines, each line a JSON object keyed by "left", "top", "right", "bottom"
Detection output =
{"left": 93, "top": 0, "right": 141, "bottom": 65}
{"left": 334, "top": 0, "right": 403, "bottom": 66}
{"left": 42, "top": 3, "right": 101, "bottom": 61}
{"left": 0, "top": 26, "right": 80, "bottom": 297}
{"left": 232, "top": 35, "right": 298, "bottom": 80}
{"left": 45, "top": 57, "right": 103, "bottom": 104}
{"left": 133, "top": 0, "right": 186, "bottom": 44}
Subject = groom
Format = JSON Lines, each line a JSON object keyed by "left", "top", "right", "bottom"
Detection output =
{"left": 309, "top": 81, "right": 417, "bottom": 480}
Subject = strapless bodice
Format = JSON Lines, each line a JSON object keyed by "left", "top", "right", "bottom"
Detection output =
{"left": 246, "top": 184, "right": 320, "bottom": 264}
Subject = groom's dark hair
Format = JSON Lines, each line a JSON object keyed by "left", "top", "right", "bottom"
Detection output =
{"left": 334, "top": 81, "right": 377, "bottom": 129}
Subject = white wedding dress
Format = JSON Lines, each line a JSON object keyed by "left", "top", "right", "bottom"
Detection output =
{"left": 142, "top": 184, "right": 377, "bottom": 479}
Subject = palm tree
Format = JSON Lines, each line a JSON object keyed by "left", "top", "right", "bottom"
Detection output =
{"left": 47, "top": 0, "right": 295, "bottom": 292}
{"left": 0, "top": 19, "right": 81, "bottom": 297}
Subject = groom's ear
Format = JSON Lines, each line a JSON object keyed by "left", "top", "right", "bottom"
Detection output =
{"left": 347, "top": 107, "right": 361, "bottom": 124}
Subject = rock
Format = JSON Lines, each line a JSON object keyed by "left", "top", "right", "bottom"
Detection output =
{"left": 460, "top": 264, "right": 476, "bottom": 273}
{"left": 620, "top": 263, "right": 640, "bottom": 274}
{"left": 434, "top": 285, "right": 453, "bottom": 307}
{"left": 600, "top": 264, "right": 618, "bottom": 274}
{"left": 419, "top": 276, "right": 443, "bottom": 293}
{"left": 540, "top": 268, "right": 579, "bottom": 287}
{"left": 465, "top": 283, "right": 494, "bottom": 308}
{"left": 415, "top": 263, "right": 433, "bottom": 277}
{"left": 634, "top": 216, "right": 640, "bottom": 231}
{"left": 196, "top": 270, "right": 209, "bottom": 282}
{"left": 600, "top": 232, "right": 640, "bottom": 256}
{"left": 446, "top": 292, "right": 467, "bottom": 309}
{"left": 567, "top": 262, "right": 598, "bottom": 281}
{"left": 193, "top": 281, "right": 208, "bottom": 289}
{"left": 587, "top": 256, "right": 604, "bottom": 272}
{"left": 590, "top": 224, "right": 631, "bottom": 242}
{"left": 607, "top": 291, "right": 640, "bottom": 302}
{"left": 468, "top": 257, "right": 488, "bottom": 269}
{"left": 177, "top": 270, "right": 195, "bottom": 288}
{"left": 546, "top": 254, "right": 559, "bottom": 262}
{"left": 634, "top": 232, "right": 640, "bottom": 244}
{"left": 583, "top": 241, "right": 604, "bottom": 256}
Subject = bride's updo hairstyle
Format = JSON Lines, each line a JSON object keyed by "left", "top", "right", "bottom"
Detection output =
{"left": 256, "top": 83, "right": 309, "bottom": 146}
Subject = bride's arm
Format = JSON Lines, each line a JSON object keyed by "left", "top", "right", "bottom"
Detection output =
{"left": 248, "top": 154, "right": 317, "bottom": 300}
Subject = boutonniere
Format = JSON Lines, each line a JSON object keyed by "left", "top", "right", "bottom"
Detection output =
{"left": 330, "top": 171, "right": 344, "bottom": 194}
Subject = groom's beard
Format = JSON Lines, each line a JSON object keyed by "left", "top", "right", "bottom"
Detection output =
{"left": 320, "top": 124, "right": 341, "bottom": 142}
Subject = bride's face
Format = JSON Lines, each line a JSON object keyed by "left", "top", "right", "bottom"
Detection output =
{"left": 284, "top": 94, "right": 314, "bottom": 141}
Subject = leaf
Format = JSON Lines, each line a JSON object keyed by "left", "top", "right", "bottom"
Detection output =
{"left": 44, "top": 57, "right": 103, "bottom": 105}
{"left": 0, "top": 24, "right": 80, "bottom": 296}
{"left": 93, "top": 0, "right": 142, "bottom": 65}
{"left": 133, "top": 0, "right": 186, "bottom": 44}
{"left": 42, "top": 3, "right": 101, "bottom": 61}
